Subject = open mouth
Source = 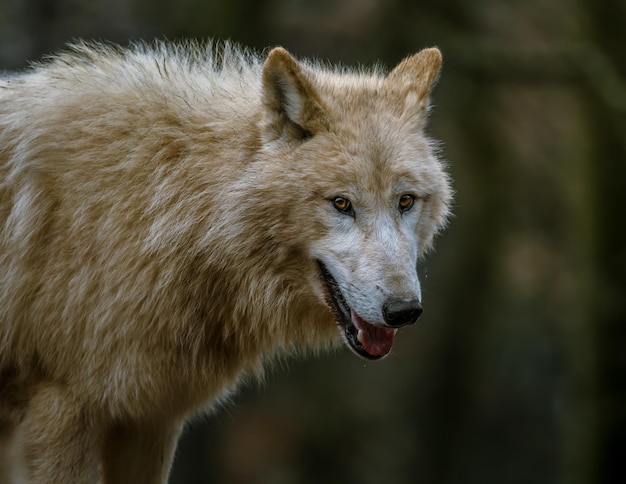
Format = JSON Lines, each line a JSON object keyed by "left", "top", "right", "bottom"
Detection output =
{"left": 317, "top": 261, "right": 396, "bottom": 360}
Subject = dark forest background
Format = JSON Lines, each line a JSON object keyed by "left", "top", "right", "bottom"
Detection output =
{"left": 1, "top": 0, "right": 625, "bottom": 483}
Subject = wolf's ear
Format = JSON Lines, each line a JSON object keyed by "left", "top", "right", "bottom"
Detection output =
{"left": 261, "top": 47, "right": 326, "bottom": 141}
{"left": 386, "top": 48, "right": 442, "bottom": 120}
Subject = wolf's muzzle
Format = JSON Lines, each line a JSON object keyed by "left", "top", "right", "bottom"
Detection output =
{"left": 382, "top": 297, "right": 422, "bottom": 328}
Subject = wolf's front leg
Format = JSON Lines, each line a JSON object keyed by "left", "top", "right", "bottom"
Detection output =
{"left": 10, "top": 382, "right": 99, "bottom": 483}
{"left": 101, "top": 419, "right": 183, "bottom": 484}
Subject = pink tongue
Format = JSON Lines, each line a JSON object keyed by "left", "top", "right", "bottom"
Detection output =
{"left": 351, "top": 309, "right": 395, "bottom": 356}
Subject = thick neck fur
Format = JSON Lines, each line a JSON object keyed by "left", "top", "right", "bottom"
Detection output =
{"left": 0, "top": 42, "right": 342, "bottom": 419}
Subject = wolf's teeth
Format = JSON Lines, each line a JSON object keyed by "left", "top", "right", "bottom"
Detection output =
{"left": 393, "top": 329, "right": 398, "bottom": 335}
{"left": 357, "top": 329, "right": 364, "bottom": 344}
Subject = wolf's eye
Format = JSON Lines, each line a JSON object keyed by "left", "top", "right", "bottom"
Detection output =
{"left": 399, "top": 194, "right": 415, "bottom": 212}
{"left": 332, "top": 197, "right": 353, "bottom": 215}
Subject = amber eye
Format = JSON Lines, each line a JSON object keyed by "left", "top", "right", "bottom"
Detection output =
{"left": 332, "top": 197, "right": 353, "bottom": 214}
{"left": 399, "top": 194, "right": 415, "bottom": 212}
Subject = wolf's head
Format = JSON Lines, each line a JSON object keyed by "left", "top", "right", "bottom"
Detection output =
{"left": 255, "top": 47, "right": 451, "bottom": 360}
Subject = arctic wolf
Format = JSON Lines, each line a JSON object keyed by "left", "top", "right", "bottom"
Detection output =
{"left": 0, "top": 41, "right": 451, "bottom": 482}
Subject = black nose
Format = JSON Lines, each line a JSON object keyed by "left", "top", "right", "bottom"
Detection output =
{"left": 382, "top": 297, "right": 422, "bottom": 328}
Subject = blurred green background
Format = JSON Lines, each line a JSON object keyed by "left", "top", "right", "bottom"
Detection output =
{"left": 1, "top": 1, "right": 624, "bottom": 483}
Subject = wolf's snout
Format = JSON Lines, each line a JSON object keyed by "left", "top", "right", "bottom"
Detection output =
{"left": 382, "top": 297, "right": 423, "bottom": 328}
